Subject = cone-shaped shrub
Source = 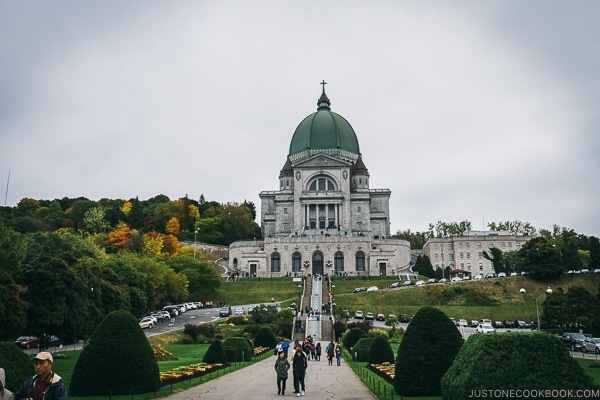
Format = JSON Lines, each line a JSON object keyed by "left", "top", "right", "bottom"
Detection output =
{"left": 368, "top": 335, "right": 395, "bottom": 364}
{"left": 352, "top": 337, "right": 374, "bottom": 361}
{"left": 202, "top": 340, "right": 228, "bottom": 364}
{"left": 254, "top": 326, "right": 277, "bottom": 349}
{"left": 222, "top": 337, "right": 253, "bottom": 362}
{"left": 442, "top": 332, "right": 599, "bottom": 400}
{"left": 70, "top": 310, "right": 160, "bottom": 395}
{"left": 0, "top": 341, "right": 33, "bottom": 392}
{"left": 394, "top": 306, "right": 463, "bottom": 397}
{"left": 342, "top": 327, "right": 366, "bottom": 349}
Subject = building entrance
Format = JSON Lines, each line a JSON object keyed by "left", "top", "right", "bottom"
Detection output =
{"left": 312, "top": 251, "right": 324, "bottom": 276}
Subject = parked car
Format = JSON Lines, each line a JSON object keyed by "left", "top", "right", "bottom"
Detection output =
{"left": 427, "top": 278, "right": 437, "bottom": 284}
{"left": 376, "top": 313, "right": 385, "bottom": 321}
{"left": 473, "top": 274, "right": 483, "bottom": 280}
{"left": 516, "top": 320, "right": 530, "bottom": 329}
{"left": 366, "top": 286, "right": 379, "bottom": 292}
{"left": 497, "top": 272, "right": 507, "bottom": 278}
{"left": 353, "top": 287, "right": 367, "bottom": 293}
{"left": 580, "top": 269, "right": 590, "bottom": 274}
{"left": 582, "top": 338, "right": 600, "bottom": 353}
{"left": 355, "top": 310, "right": 364, "bottom": 319}
{"left": 458, "top": 319, "right": 468, "bottom": 327}
{"left": 415, "top": 280, "right": 425, "bottom": 286}
{"left": 593, "top": 269, "right": 600, "bottom": 274}
{"left": 14, "top": 335, "right": 40, "bottom": 349}
{"left": 561, "top": 332, "right": 586, "bottom": 351}
{"left": 163, "top": 306, "right": 180, "bottom": 316}
{"left": 504, "top": 320, "right": 515, "bottom": 328}
{"left": 402, "top": 280, "right": 412, "bottom": 287}
{"left": 219, "top": 306, "right": 232, "bottom": 317}
{"left": 365, "top": 312, "right": 374, "bottom": 320}
{"left": 494, "top": 321, "right": 504, "bottom": 328}
{"left": 399, "top": 314, "right": 410, "bottom": 323}
{"left": 388, "top": 282, "right": 400, "bottom": 288}
{"left": 139, "top": 317, "right": 154, "bottom": 329}
{"left": 450, "top": 277, "right": 462, "bottom": 282}
{"left": 439, "top": 278, "right": 448, "bottom": 283}
{"left": 485, "top": 273, "right": 495, "bottom": 279}
{"left": 470, "top": 320, "right": 479, "bottom": 327}
{"left": 477, "top": 324, "right": 496, "bottom": 333}
{"left": 233, "top": 307, "right": 244, "bottom": 315}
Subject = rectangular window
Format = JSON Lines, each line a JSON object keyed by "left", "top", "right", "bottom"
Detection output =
{"left": 479, "top": 263, "right": 483, "bottom": 271}
{"left": 477, "top": 242, "right": 482, "bottom": 248}
{"left": 459, "top": 242, "right": 463, "bottom": 249}
{"left": 283, "top": 223, "right": 289, "bottom": 231}
{"left": 448, "top": 243, "right": 453, "bottom": 250}
{"left": 489, "top": 242, "right": 494, "bottom": 248}
{"left": 435, "top": 254, "right": 439, "bottom": 260}
{"left": 466, "top": 242, "right": 470, "bottom": 249}
{"left": 478, "top": 252, "right": 483, "bottom": 259}
{"left": 283, "top": 207, "right": 288, "bottom": 214}
{"left": 516, "top": 243, "right": 521, "bottom": 249}
{"left": 357, "top": 222, "right": 362, "bottom": 230}
{"left": 449, "top": 253, "right": 454, "bottom": 261}
{"left": 508, "top": 242, "right": 513, "bottom": 248}
{"left": 467, "top": 252, "right": 471, "bottom": 260}
{"left": 460, "top": 252, "right": 464, "bottom": 260}
{"left": 371, "top": 207, "right": 378, "bottom": 212}
{"left": 357, "top": 206, "right": 361, "bottom": 213}
{"left": 467, "top": 263, "right": 471, "bottom": 271}
{"left": 501, "top": 242, "right": 506, "bottom": 248}
{"left": 434, "top": 244, "right": 439, "bottom": 250}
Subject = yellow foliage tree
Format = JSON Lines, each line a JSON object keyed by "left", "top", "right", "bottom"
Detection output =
{"left": 162, "top": 234, "right": 179, "bottom": 255}
{"left": 143, "top": 234, "right": 163, "bottom": 256}
{"left": 121, "top": 201, "right": 132, "bottom": 214}
{"left": 165, "top": 217, "right": 180, "bottom": 234}
{"left": 108, "top": 221, "right": 131, "bottom": 251}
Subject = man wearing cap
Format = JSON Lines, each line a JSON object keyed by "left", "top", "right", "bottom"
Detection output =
{"left": 14, "top": 352, "right": 66, "bottom": 400}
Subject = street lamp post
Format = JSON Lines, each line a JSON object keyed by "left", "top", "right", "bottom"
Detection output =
{"left": 298, "top": 284, "right": 302, "bottom": 304}
{"left": 193, "top": 229, "right": 199, "bottom": 259}
{"left": 520, "top": 287, "right": 553, "bottom": 331}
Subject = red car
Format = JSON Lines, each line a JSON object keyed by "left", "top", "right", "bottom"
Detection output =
{"left": 376, "top": 313, "right": 385, "bottom": 321}
{"left": 14, "top": 335, "right": 40, "bottom": 349}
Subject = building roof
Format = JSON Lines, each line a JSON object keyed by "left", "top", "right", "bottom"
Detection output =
{"left": 288, "top": 85, "right": 360, "bottom": 157}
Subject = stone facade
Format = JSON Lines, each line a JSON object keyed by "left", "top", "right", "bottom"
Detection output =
{"left": 228, "top": 86, "right": 411, "bottom": 277}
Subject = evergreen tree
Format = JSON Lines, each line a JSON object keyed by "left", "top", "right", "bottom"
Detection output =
{"left": 70, "top": 310, "right": 160, "bottom": 395}
{"left": 203, "top": 340, "right": 228, "bottom": 364}
{"left": 254, "top": 326, "right": 277, "bottom": 349}
{"left": 368, "top": 335, "right": 395, "bottom": 364}
{"left": 394, "top": 306, "right": 463, "bottom": 396}
{"left": 0, "top": 341, "right": 32, "bottom": 392}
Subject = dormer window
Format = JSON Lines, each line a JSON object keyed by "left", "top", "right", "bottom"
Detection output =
{"left": 308, "top": 176, "right": 336, "bottom": 192}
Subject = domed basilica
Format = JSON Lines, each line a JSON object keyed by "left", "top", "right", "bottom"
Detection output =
{"left": 229, "top": 82, "right": 411, "bottom": 278}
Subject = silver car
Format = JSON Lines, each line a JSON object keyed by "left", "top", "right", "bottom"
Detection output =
{"left": 582, "top": 337, "right": 600, "bottom": 353}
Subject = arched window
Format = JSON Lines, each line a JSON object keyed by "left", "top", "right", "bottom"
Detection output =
{"left": 308, "top": 176, "right": 336, "bottom": 192}
{"left": 355, "top": 251, "right": 366, "bottom": 272}
{"left": 292, "top": 252, "right": 301, "bottom": 272}
{"left": 271, "top": 252, "right": 281, "bottom": 272}
{"left": 334, "top": 251, "right": 344, "bottom": 272}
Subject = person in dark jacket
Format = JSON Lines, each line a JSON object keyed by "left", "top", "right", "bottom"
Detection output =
{"left": 274, "top": 351, "right": 290, "bottom": 395}
{"left": 14, "top": 352, "right": 66, "bottom": 400}
{"left": 292, "top": 347, "right": 307, "bottom": 397}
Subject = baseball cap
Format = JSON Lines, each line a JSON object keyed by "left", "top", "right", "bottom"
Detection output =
{"left": 33, "top": 352, "right": 53, "bottom": 363}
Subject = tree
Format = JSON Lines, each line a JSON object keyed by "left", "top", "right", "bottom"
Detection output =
{"left": 203, "top": 339, "right": 227, "bottom": 364}
{"left": 412, "top": 254, "right": 435, "bottom": 277}
{"left": 482, "top": 247, "right": 504, "bottom": 274}
{"left": 442, "top": 333, "right": 598, "bottom": 400}
{"left": 589, "top": 236, "right": 600, "bottom": 270}
{"left": 342, "top": 327, "right": 366, "bottom": 349}
{"left": 561, "top": 230, "right": 583, "bottom": 272}
{"left": 254, "top": 326, "right": 277, "bottom": 349}
{"left": 0, "top": 341, "right": 33, "bottom": 392}
{"left": 108, "top": 221, "right": 132, "bottom": 252}
{"left": 542, "top": 286, "right": 600, "bottom": 334}
{"left": 222, "top": 337, "right": 253, "bottom": 362}
{"left": 393, "top": 229, "right": 428, "bottom": 249}
{"left": 0, "top": 270, "right": 27, "bottom": 340}
{"left": 487, "top": 220, "right": 536, "bottom": 236}
{"left": 352, "top": 337, "right": 374, "bottom": 361}
{"left": 394, "top": 306, "right": 463, "bottom": 396}
{"left": 83, "top": 206, "right": 110, "bottom": 234}
{"left": 165, "top": 216, "right": 180, "bottom": 235}
{"left": 70, "top": 310, "right": 161, "bottom": 395}
{"left": 518, "top": 237, "right": 563, "bottom": 280}
{"left": 368, "top": 335, "right": 394, "bottom": 364}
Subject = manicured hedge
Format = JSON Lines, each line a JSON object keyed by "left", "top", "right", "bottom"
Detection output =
{"left": 0, "top": 341, "right": 33, "bottom": 392}
{"left": 368, "top": 335, "right": 395, "bottom": 364}
{"left": 442, "top": 332, "right": 600, "bottom": 400}
{"left": 70, "top": 310, "right": 161, "bottom": 395}
{"left": 342, "top": 327, "right": 366, "bottom": 350}
{"left": 202, "top": 339, "right": 228, "bottom": 364}
{"left": 395, "top": 306, "right": 463, "bottom": 397}
{"left": 352, "top": 338, "right": 375, "bottom": 362}
{"left": 222, "top": 337, "right": 253, "bottom": 362}
{"left": 254, "top": 326, "right": 277, "bottom": 349}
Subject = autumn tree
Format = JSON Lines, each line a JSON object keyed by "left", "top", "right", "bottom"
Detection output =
{"left": 165, "top": 217, "right": 180, "bottom": 235}
{"left": 108, "top": 221, "right": 132, "bottom": 252}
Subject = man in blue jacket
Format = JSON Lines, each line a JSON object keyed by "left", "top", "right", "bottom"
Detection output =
{"left": 14, "top": 352, "right": 67, "bottom": 400}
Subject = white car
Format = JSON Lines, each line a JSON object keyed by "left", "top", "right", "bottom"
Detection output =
{"left": 451, "top": 277, "right": 462, "bottom": 282}
{"left": 233, "top": 307, "right": 244, "bottom": 315}
{"left": 477, "top": 324, "right": 496, "bottom": 333}
{"left": 458, "top": 319, "right": 468, "bottom": 327}
{"left": 415, "top": 280, "right": 425, "bottom": 286}
{"left": 473, "top": 275, "right": 483, "bottom": 280}
{"left": 139, "top": 317, "right": 154, "bottom": 329}
{"left": 497, "top": 272, "right": 507, "bottom": 278}
{"left": 366, "top": 286, "right": 379, "bottom": 292}
{"left": 355, "top": 310, "right": 364, "bottom": 319}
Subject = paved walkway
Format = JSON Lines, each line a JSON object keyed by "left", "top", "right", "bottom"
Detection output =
{"left": 163, "top": 343, "right": 376, "bottom": 400}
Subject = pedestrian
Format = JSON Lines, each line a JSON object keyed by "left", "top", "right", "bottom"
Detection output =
{"left": 292, "top": 347, "right": 307, "bottom": 397}
{"left": 310, "top": 342, "right": 316, "bottom": 361}
{"left": 0, "top": 368, "right": 14, "bottom": 400}
{"left": 335, "top": 343, "right": 342, "bottom": 366}
{"left": 326, "top": 342, "right": 334, "bottom": 366}
{"left": 282, "top": 340, "right": 290, "bottom": 358}
{"left": 315, "top": 342, "right": 322, "bottom": 361}
{"left": 14, "top": 352, "right": 67, "bottom": 400}
{"left": 274, "top": 351, "right": 290, "bottom": 396}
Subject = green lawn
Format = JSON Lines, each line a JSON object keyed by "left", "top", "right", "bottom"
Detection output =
{"left": 212, "top": 277, "right": 302, "bottom": 307}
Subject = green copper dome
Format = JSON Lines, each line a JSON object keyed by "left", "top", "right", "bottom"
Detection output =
{"left": 289, "top": 85, "right": 360, "bottom": 156}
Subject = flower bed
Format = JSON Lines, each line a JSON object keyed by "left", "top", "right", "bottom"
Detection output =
{"left": 368, "top": 362, "right": 395, "bottom": 383}
{"left": 160, "top": 363, "right": 227, "bottom": 385}
{"left": 253, "top": 346, "right": 271, "bottom": 357}
{"left": 153, "top": 344, "right": 178, "bottom": 361}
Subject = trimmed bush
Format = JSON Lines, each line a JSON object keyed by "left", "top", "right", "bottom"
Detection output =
{"left": 222, "top": 337, "right": 253, "bottom": 362}
{"left": 333, "top": 320, "right": 347, "bottom": 340}
{"left": 394, "top": 306, "right": 463, "bottom": 397}
{"left": 368, "top": 335, "right": 395, "bottom": 364}
{"left": 442, "top": 332, "right": 599, "bottom": 400}
{"left": 184, "top": 323, "right": 217, "bottom": 342}
{"left": 352, "top": 337, "right": 375, "bottom": 361}
{"left": 202, "top": 340, "right": 228, "bottom": 364}
{"left": 254, "top": 326, "right": 277, "bottom": 349}
{"left": 0, "top": 341, "right": 33, "bottom": 392}
{"left": 342, "top": 327, "right": 366, "bottom": 349}
{"left": 70, "top": 310, "right": 160, "bottom": 395}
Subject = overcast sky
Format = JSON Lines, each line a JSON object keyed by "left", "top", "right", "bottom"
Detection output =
{"left": 1, "top": 1, "right": 599, "bottom": 237}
